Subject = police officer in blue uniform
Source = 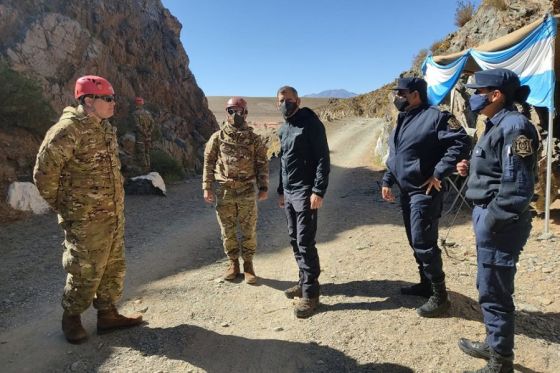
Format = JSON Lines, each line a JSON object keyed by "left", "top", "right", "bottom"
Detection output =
{"left": 382, "top": 77, "right": 471, "bottom": 318}
{"left": 456, "top": 69, "right": 537, "bottom": 373}
{"left": 276, "top": 85, "right": 330, "bottom": 319}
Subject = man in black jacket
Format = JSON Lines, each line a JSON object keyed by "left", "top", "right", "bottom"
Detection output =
{"left": 276, "top": 85, "right": 330, "bottom": 318}
{"left": 382, "top": 77, "right": 471, "bottom": 317}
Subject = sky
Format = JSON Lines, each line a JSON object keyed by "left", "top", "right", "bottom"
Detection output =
{"left": 161, "top": 0, "right": 481, "bottom": 97}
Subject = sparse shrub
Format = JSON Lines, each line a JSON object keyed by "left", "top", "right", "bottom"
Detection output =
{"left": 430, "top": 38, "right": 451, "bottom": 54}
{"left": 150, "top": 149, "right": 186, "bottom": 182}
{"left": 455, "top": 0, "right": 475, "bottom": 27}
{"left": 483, "top": 0, "right": 507, "bottom": 11}
{"left": 0, "top": 62, "right": 56, "bottom": 135}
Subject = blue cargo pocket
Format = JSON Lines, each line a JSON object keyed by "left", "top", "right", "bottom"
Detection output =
{"left": 478, "top": 246, "right": 516, "bottom": 267}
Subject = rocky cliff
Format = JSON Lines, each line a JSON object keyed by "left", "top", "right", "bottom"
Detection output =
{"left": 0, "top": 0, "right": 218, "bottom": 208}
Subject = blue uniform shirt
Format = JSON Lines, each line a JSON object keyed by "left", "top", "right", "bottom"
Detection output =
{"left": 466, "top": 106, "right": 539, "bottom": 232}
{"left": 383, "top": 104, "right": 471, "bottom": 193}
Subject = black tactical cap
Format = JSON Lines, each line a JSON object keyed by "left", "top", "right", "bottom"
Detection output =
{"left": 465, "top": 68, "right": 520, "bottom": 95}
{"left": 392, "top": 77, "right": 428, "bottom": 94}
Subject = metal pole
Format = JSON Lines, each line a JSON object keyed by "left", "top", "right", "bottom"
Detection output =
{"left": 543, "top": 109, "right": 554, "bottom": 237}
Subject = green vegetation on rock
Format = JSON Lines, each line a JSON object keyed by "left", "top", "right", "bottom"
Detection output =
{"left": 0, "top": 62, "right": 56, "bottom": 135}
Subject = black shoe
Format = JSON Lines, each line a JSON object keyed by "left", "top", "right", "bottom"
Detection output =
{"left": 416, "top": 280, "right": 450, "bottom": 317}
{"left": 458, "top": 338, "right": 491, "bottom": 360}
{"left": 463, "top": 348, "right": 513, "bottom": 373}
{"left": 401, "top": 282, "right": 433, "bottom": 298}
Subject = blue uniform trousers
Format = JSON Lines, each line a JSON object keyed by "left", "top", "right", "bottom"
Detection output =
{"left": 473, "top": 205, "right": 531, "bottom": 356}
{"left": 283, "top": 191, "right": 321, "bottom": 299}
{"left": 400, "top": 191, "right": 445, "bottom": 283}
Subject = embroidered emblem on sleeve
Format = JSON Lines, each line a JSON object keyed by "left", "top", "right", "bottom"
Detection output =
{"left": 512, "top": 135, "right": 533, "bottom": 158}
{"left": 447, "top": 116, "right": 462, "bottom": 130}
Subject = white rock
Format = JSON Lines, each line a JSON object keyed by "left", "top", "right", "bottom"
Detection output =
{"left": 131, "top": 172, "right": 167, "bottom": 195}
{"left": 6, "top": 182, "right": 50, "bottom": 214}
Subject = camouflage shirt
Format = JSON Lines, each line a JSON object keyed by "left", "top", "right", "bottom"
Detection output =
{"left": 33, "top": 105, "right": 124, "bottom": 222}
{"left": 203, "top": 123, "right": 269, "bottom": 192}
{"left": 133, "top": 108, "right": 155, "bottom": 141}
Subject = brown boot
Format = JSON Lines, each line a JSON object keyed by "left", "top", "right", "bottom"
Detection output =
{"left": 97, "top": 305, "right": 143, "bottom": 333}
{"left": 62, "top": 311, "right": 88, "bottom": 344}
{"left": 223, "top": 259, "right": 240, "bottom": 281}
{"left": 243, "top": 261, "right": 257, "bottom": 284}
{"left": 294, "top": 297, "right": 319, "bottom": 318}
{"left": 284, "top": 284, "right": 303, "bottom": 299}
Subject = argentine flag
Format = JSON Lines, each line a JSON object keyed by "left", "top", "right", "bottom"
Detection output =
{"left": 423, "top": 14, "right": 556, "bottom": 110}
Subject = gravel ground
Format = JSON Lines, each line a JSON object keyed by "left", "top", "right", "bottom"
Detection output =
{"left": 0, "top": 118, "right": 558, "bottom": 373}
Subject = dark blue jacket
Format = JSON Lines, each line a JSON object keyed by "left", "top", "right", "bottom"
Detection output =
{"left": 382, "top": 104, "right": 471, "bottom": 193}
{"left": 466, "top": 107, "right": 538, "bottom": 232}
{"left": 277, "top": 107, "right": 330, "bottom": 197}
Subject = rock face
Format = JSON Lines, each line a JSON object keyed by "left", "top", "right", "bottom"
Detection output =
{"left": 0, "top": 0, "right": 218, "bottom": 202}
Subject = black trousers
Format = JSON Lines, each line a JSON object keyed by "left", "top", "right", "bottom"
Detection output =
{"left": 400, "top": 190, "right": 445, "bottom": 283}
{"left": 283, "top": 191, "right": 321, "bottom": 298}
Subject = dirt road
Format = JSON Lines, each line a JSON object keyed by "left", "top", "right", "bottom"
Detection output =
{"left": 1, "top": 118, "right": 559, "bottom": 372}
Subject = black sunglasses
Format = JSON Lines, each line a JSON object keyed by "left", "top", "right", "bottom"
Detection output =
{"left": 226, "top": 108, "right": 244, "bottom": 115}
{"left": 93, "top": 95, "right": 116, "bottom": 103}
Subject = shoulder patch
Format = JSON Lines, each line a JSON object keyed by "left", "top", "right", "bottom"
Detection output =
{"left": 512, "top": 135, "right": 533, "bottom": 158}
{"left": 447, "top": 116, "right": 462, "bottom": 130}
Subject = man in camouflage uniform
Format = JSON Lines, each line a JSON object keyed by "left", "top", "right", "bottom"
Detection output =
{"left": 132, "top": 96, "right": 155, "bottom": 174}
{"left": 203, "top": 97, "right": 269, "bottom": 284}
{"left": 34, "top": 75, "right": 142, "bottom": 344}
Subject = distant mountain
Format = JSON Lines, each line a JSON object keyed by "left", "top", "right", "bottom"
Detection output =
{"left": 304, "top": 89, "right": 358, "bottom": 98}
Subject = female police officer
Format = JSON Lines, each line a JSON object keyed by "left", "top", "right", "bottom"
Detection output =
{"left": 456, "top": 68, "right": 538, "bottom": 373}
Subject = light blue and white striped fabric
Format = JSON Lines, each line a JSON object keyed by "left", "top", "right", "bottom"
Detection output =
{"left": 422, "top": 14, "right": 556, "bottom": 110}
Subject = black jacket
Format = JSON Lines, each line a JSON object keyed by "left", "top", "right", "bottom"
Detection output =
{"left": 277, "top": 107, "right": 330, "bottom": 197}
{"left": 466, "top": 107, "right": 538, "bottom": 232}
{"left": 382, "top": 104, "right": 471, "bottom": 193}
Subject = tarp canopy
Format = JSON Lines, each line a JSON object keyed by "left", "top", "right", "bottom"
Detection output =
{"left": 422, "top": 14, "right": 557, "bottom": 110}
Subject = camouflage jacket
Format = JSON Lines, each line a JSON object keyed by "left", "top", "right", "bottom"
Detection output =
{"left": 133, "top": 108, "right": 155, "bottom": 141}
{"left": 33, "top": 105, "right": 124, "bottom": 222}
{"left": 203, "top": 123, "right": 269, "bottom": 192}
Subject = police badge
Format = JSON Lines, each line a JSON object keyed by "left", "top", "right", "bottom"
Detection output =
{"left": 447, "top": 115, "right": 462, "bottom": 130}
{"left": 512, "top": 135, "right": 533, "bottom": 158}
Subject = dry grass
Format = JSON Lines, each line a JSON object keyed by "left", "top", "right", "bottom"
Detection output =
{"left": 455, "top": 0, "right": 476, "bottom": 27}
{"left": 483, "top": 0, "right": 508, "bottom": 11}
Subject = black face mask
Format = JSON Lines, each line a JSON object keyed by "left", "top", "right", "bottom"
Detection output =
{"left": 280, "top": 101, "right": 298, "bottom": 118}
{"left": 232, "top": 113, "right": 245, "bottom": 127}
{"left": 393, "top": 96, "right": 409, "bottom": 112}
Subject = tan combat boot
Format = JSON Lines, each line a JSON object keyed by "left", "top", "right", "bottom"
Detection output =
{"left": 62, "top": 311, "right": 88, "bottom": 344}
{"left": 97, "top": 305, "right": 143, "bottom": 333}
{"left": 294, "top": 297, "right": 320, "bottom": 319}
{"left": 243, "top": 260, "right": 257, "bottom": 284}
{"left": 223, "top": 259, "right": 240, "bottom": 281}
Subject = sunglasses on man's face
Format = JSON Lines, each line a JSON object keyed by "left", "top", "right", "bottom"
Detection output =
{"left": 226, "top": 108, "right": 244, "bottom": 115}
{"left": 94, "top": 95, "right": 116, "bottom": 103}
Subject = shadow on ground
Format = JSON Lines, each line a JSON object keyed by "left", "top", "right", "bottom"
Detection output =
{"left": 261, "top": 278, "right": 560, "bottom": 345}
{"left": 93, "top": 323, "right": 414, "bottom": 373}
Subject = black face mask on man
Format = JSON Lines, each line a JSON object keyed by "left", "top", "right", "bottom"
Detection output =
{"left": 393, "top": 95, "right": 409, "bottom": 112}
{"left": 230, "top": 112, "right": 245, "bottom": 127}
{"left": 280, "top": 101, "right": 298, "bottom": 118}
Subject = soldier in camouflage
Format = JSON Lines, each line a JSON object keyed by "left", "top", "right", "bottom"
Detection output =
{"left": 132, "top": 96, "right": 155, "bottom": 174}
{"left": 33, "top": 75, "right": 142, "bottom": 344}
{"left": 203, "top": 97, "right": 269, "bottom": 284}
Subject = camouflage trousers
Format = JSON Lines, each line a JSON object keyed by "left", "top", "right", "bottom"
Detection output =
{"left": 215, "top": 186, "right": 258, "bottom": 261}
{"left": 60, "top": 214, "right": 126, "bottom": 314}
{"left": 135, "top": 140, "right": 151, "bottom": 173}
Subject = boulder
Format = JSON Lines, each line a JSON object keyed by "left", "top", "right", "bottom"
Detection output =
{"left": 125, "top": 172, "right": 166, "bottom": 196}
{"left": 6, "top": 181, "right": 50, "bottom": 214}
